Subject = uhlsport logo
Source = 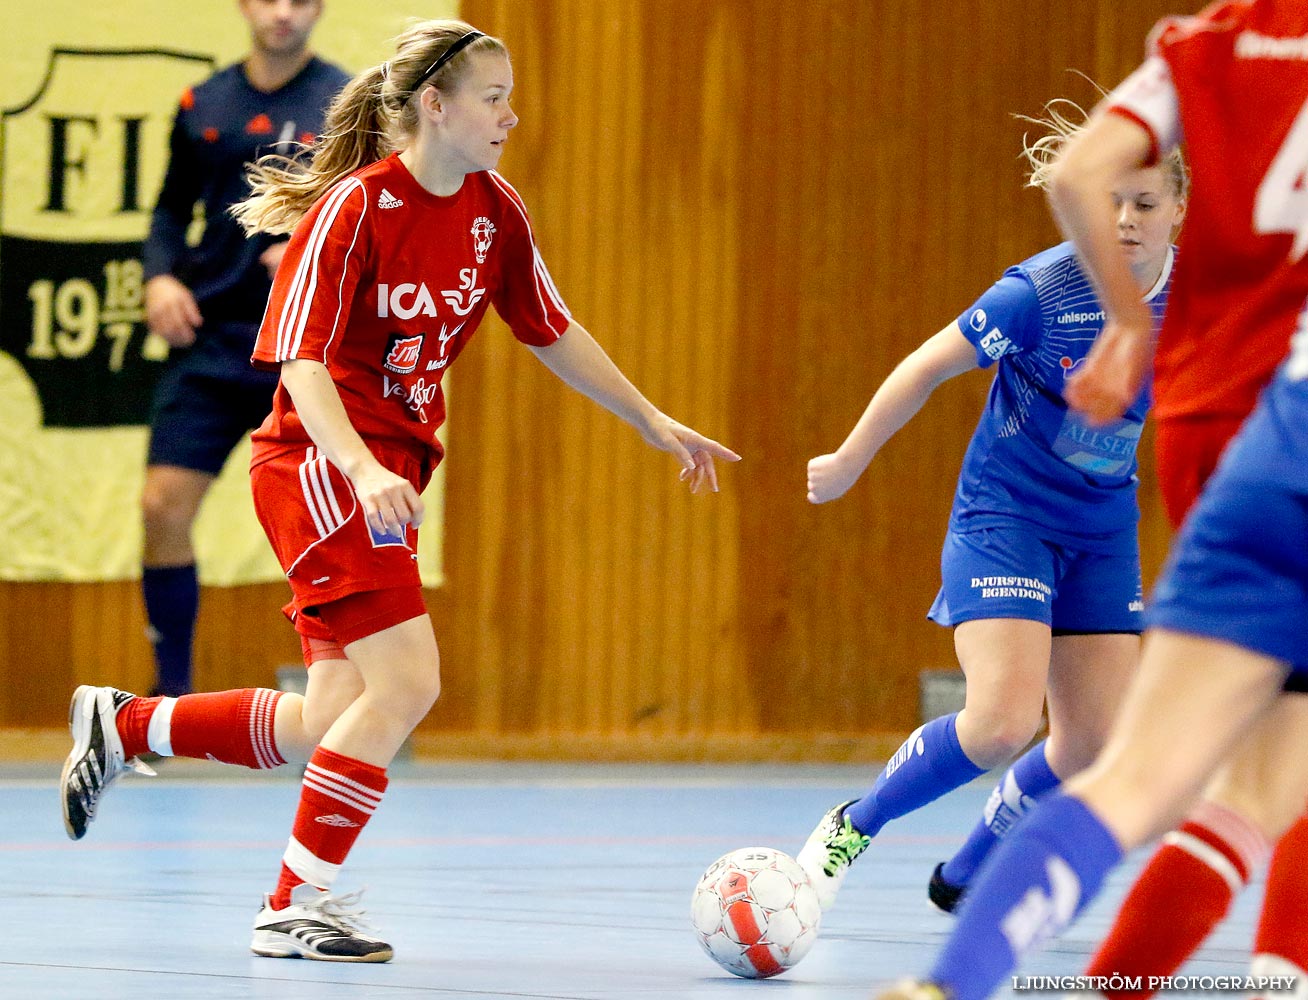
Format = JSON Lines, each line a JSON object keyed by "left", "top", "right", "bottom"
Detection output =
{"left": 1, "top": 48, "right": 213, "bottom": 427}
{"left": 382, "top": 333, "right": 424, "bottom": 374}
{"left": 969, "top": 308, "right": 987, "bottom": 332}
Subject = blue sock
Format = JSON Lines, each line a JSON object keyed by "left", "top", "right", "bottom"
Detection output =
{"left": 142, "top": 564, "right": 199, "bottom": 697}
{"left": 927, "top": 793, "right": 1123, "bottom": 1000}
{"left": 845, "top": 713, "right": 986, "bottom": 838}
{"left": 940, "top": 739, "right": 1061, "bottom": 888}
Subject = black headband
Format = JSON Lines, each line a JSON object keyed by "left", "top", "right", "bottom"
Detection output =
{"left": 413, "top": 31, "right": 485, "bottom": 91}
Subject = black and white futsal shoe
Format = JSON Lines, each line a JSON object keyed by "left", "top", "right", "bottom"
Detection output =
{"left": 251, "top": 885, "right": 394, "bottom": 962}
{"left": 60, "top": 685, "right": 155, "bottom": 840}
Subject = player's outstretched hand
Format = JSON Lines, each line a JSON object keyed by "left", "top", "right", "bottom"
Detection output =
{"left": 807, "top": 452, "right": 862, "bottom": 504}
{"left": 642, "top": 415, "right": 741, "bottom": 494}
{"left": 351, "top": 460, "right": 425, "bottom": 535}
{"left": 144, "top": 275, "right": 203, "bottom": 348}
{"left": 1066, "top": 312, "right": 1152, "bottom": 426}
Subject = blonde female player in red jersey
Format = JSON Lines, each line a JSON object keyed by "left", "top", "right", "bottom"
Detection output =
{"left": 59, "top": 20, "right": 739, "bottom": 964}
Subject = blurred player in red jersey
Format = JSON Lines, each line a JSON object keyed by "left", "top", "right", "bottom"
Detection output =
{"left": 1080, "top": 1, "right": 1308, "bottom": 990}
{"left": 876, "top": 3, "right": 1308, "bottom": 999}
{"left": 59, "top": 20, "right": 739, "bottom": 963}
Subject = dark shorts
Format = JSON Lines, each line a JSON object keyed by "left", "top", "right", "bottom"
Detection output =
{"left": 147, "top": 323, "right": 279, "bottom": 476}
{"left": 1149, "top": 475, "right": 1308, "bottom": 686}
{"left": 928, "top": 523, "right": 1143, "bottom": 633}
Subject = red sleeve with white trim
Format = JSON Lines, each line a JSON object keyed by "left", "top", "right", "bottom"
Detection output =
{"left": 1106, "top": 56, "right": 1182, "bottom": 165}
{"left": 253, "top": 178, "right": 370, "bottom": 370}
{"left": 485, "top": 174, "right": 570, "bottom": 346}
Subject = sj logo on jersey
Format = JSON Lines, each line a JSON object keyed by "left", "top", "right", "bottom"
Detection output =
{"left": 382, "top": 333, "right": 425, "bottom": 374}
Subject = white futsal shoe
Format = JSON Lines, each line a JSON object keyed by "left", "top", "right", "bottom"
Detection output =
{"left": 60, "top": 685, "right": 155, "bottom": 840}
{"left": 251, "top": 885, "right": 394, "bottom": 962}
{"left": 796, "top": 799, "right": 872, "bottom": 910}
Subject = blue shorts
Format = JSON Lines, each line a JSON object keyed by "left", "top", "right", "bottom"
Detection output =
{"left": 928, "top": 524, "right": 1143, "bottom": 633}
{"left": 147, "top": 322, "right": 279, "bottom": 476}
{"left": 1148, "top": 394, "right": 1308, "bottom": 685}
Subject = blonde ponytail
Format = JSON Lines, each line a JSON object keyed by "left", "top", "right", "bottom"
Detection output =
{"left": 232, "top": 19, "right": 507, "bottom": 235}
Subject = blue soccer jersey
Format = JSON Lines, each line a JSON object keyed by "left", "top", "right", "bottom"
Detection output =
{"left": 142, "top": 57, "right": 349, "bottom": 328}
{"left": 949, "top": 242, "right": 1174, "bottom": 551}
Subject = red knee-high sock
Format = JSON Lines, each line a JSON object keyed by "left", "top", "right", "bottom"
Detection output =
{"left": 271, "top": 746, "right": 389, "bottom": 909}
{"left": 1085, "top": 801, "right": 1269, "bottom": 999}
{"left": 1252, "top": 814, "right": 1308, "bottom": 979}
{"left": 117, "top": 689, "right": 285, "bottom": 769}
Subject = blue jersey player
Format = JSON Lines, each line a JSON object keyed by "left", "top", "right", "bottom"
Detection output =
{"left": 879, "top": 5, "right": 1308, "bottom": 999}
{"left": 797, "top": 109, "right": 1187, "bottom": 914}
{"left": 140, "top": 0, "right": 347, "bottom": 696}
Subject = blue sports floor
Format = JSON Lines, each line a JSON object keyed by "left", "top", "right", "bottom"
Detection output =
{"left": 2, "top": 761, "right": 1262, "bottom": 999}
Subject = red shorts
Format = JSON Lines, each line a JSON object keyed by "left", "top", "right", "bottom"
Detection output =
{"left": 251, "top": 444, "right": 428, "bottom": 642}
{"left": 1154, "top": 414, "right": 1248, "bottom": 529}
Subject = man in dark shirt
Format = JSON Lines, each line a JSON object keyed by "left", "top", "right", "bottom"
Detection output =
{"left": 141, "top": 0, "right": 348, "bottom": 696}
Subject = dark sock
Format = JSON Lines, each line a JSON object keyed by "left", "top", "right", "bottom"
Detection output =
{"left": 142, "top": 564, "right": 198, "bottom": 696}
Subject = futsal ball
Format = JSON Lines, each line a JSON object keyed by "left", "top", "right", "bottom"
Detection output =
{"left": 690, "top": 846, "right": 822, "bottom": 979}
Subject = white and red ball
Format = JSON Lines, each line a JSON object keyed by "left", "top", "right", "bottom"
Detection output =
{"left": 690, "top": 847, "right": 822, "bottom": 979}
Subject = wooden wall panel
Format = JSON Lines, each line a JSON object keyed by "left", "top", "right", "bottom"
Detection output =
{"left": 2, "top": 0, "right": 1194, "bottom": 758}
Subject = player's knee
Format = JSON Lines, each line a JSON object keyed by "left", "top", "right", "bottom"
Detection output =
{"left": 960, "top": 709, "right": 1042, "bottom": 767}
{"left": 1044, "top": 730, "right": 1106, "bottom": 778}
{"left": 140, "top": 483, "right": 196, "bottom": 537}
{"left": 1208, "top": 778, "right": 1301, "bottom": 842}
{"left": 379, "top": 666, "right": 440, "bottom": 729}
{"left": 406, "top": 670, "right": 441, "bottom": 719}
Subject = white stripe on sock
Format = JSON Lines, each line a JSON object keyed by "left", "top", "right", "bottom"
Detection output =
{"left": 146, "top": 697, "right": 178, "bottom": 757}
{"left": 303, "top": 770, "right": 382, "bottom": 814}
{"left": 1162, "top": 829, "right": 1245, "bottom": 895}
{"left": 249, "top": 689, "right": 283, "bottom": 769}
{"left": 306, "top": 761, "right": 385, "bottom": 805}
{"left": 283, "top": 835, "right": 342, "bottom": 889}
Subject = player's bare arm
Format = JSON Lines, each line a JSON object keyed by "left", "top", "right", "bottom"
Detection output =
{"left": 1049, "top": 112, "right": 1157, "bottom": 425}
{"left": 279, "top": 358, "right": 423, "bottom": 532}
{"left": 807, "top": 325, "right": 977, "bottom": 504}
{"left": 528, "top": 321, "right": 741, "bottom": 494}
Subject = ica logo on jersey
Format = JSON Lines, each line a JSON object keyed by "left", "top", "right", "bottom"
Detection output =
{"left": 377, "top": 282, "right": 438, "bottom": 320}
{"left": 383, "top": 333, "right": 425, "bottom": 374}
{"left": 377, "top": 274, "right": 487, "bottom": 320}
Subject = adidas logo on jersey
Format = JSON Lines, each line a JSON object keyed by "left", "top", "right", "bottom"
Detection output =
{"left": 377, "top": 188, "right": 404, "bottom": 209}
{"left": 315, "top": 813, "right": 361, "bottom": 828}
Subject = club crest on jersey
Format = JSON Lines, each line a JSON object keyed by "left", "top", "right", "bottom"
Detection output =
{"left": 383, "top": 333, "right": 425, "bottom": 374}
{"left": 471, "top": 216, "right": 496, "bottom": 263}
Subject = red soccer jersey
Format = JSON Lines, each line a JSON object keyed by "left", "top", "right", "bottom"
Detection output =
{"left": 1107, "top": 0, "right": 1308, "bottom": 421}
{"left": 251, "top": 155, "right": 570, "bottom": 470}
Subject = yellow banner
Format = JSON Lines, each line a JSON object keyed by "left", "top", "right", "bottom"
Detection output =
{"left": 0, "top": 2, "right": 453, "bottom": 584}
